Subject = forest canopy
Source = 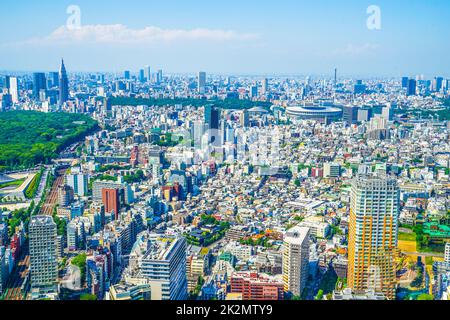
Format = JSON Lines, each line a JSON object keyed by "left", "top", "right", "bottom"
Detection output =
{"left": 0, "top": 111, "right": 98, "bottom": 171}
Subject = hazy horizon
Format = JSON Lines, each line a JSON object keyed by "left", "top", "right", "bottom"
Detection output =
{"left": 1, "top": 0, "right": 449, "bottom": 77}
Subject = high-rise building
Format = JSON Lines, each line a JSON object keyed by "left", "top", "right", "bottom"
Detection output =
{"left": 102, "top": 188, "right": 121, "bottom": 220}
{"left": 9, "top": 77, "right": 18, "bottom": 103}
{"left": 348, "top": 176, "right": 399, "bottom": 300}
{"left": 29, "top": 216, "right": 58, "bottom": 294}
{"left": 59, "top": 59, "right": 69, "bottom": 105}
{"left": 261, "top": 78, "right": 269, "bottom": 94}
{"left": 407, "top": 79, "right": 417, "bottom": 96}
{"left": 198, "top": 72, "right": 206, "bottom": 94}
{"left": 124, "top": 70, "right": 131, "bottom": 80}
{"left": 139, "top": 69, "right": 145, "bottom": 83}
{"left": 145, "top": 66, "right": 151, "bottom": 83}
{"left": 354, "top": 80, "right": 366, "bottom": 94}
{"left": 140, "top": 235, "right": 187, "bottom": 300}
{"left": 343, "top": 105, "right": 359, "bottom": 126}
{"left": 58, "top": 184, "right": 74, "bottom": 207}
{"left": 282, "top": 226, "right": 310, "bottom": 297}
{"left": 66, "top": 171, "right": 89, "bottom": 197}
{"left": 50, "top": 72, "right": 59, "bottom": 88}
{"left": 401, "top": 77, "right": 409, "bottom": 88}
{"left": 156, "top": 69, "right": 163, "bottom": 84}
{"left": 204, "top": 105, "right": 220, "bottom": 130}
{"left": 33, "top": 73, "right": 46, "bottom": 99}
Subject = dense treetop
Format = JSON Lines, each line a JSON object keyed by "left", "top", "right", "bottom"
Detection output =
{"left": 0, "top": 111, "right": 98, "bottom": 171}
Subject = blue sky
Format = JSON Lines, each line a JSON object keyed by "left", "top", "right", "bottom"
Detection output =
{"left": 1, "top": 0, "right": 449, "bottom": 77}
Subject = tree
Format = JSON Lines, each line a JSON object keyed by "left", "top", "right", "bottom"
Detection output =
{"left": 80, "top": 294, "right": 97, "bottom": 301}
{"left": 315, "top": 290, "right": 324, "bottom": 300}
{"left": 417, "top": 294, "right": 434, "bottom": 300}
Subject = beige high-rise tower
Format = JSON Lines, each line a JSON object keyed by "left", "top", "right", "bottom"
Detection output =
{"left": 282, "top": 226, "right": 310, "bottom": 297}
{"left": 348, "top": 176, "right": 399, "bottom": 300}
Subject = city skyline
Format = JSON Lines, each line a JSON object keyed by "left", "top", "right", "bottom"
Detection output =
{"left": 1, "top": 0, "right": 449, "bottom": 76}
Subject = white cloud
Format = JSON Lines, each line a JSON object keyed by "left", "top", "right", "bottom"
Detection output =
{"left": 333, "top": 43, "right": 380, "bottom": 56}
{"left": 13, "top": 24, "right": 259, "bottom": 46}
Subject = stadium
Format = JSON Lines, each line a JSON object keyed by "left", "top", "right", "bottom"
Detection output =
{"left": 286, "top": 105, "right": 343, "bottom": 123}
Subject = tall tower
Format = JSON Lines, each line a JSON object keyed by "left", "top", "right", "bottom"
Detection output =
{"left": 32, "top": 73, "right": 46, "bottom": 99}
{"left": 282, "top": 226, "right": 310, "bottom": 297}
{"left": 348, "top": 176, "right": 399, "bottom": 300}
{"left": 59, "top": 59, "right": 69, "bottom": 105}
{"left": 198, "top": 72, "right": 206, "bottom": 94}
{"left": 29, "top": 216, "right": 58, "bottom": 294}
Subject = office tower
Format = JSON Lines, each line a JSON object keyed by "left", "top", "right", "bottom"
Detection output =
{"left": 49, "top": 72, "right": 59, "bottom": 88}
{"left": 381, "top": 105, "right": 394, "bottom": 121}
{"left": 348, "top": 176, "right": 399, "bottom": 300}
{"left": 204, "top": 105, "right": 220, "bottom": 130}
{"left": 58, "top": 184, "right": 74, "bottom": 207}
{"left": 192, "top": 120, "right": 206, "bottom": 149}
{"left": 433, "top": 76, "right": 444, "bottom": 92}
{"left": 334, "top": 68, "right": 338, "bottom": 85}
{"left": 59, "top": 59, "right": 69, "bottom": 105}
{"left": 139, "top": 69, "right": 145, "bottom": 83}
{"left": 282, "top": 226, "right": 310, "bottom": 297}
{"left": 145, "top": 66, "right": 151, "bottom": 83}
{"left": 262, "top": 78, "right": 269, "bottom": 94}
{"left": 103, "top": 97, "right": 112, "bottom": 116}
{"left": 401, "top": 77, "right": 409, "bottom": 88}
{"left": 407, "top": 79, "right": 417, "bottom": 96}
{"left": 357, "top": 108, "right": 373, "bottom": 122}
{"left": 141, "top": 235, "right": 187, "bottom": 300}
{"left": 354, "top": 80, "right": 366, "bottom": 94}
{"left": 198, "top": 71, "right": 206, "bottom": 94}
{"left": 4, "top": 76, "right": 10, "bottom": 90}
{"left": 33, "top": 73, "right": 47, "bottom": 99}
{"left": 67, "top": 219, "right": 86, "bottom": 252}
{"left": 29, "top": 216, "right": 58, "bottom": 294}
{"left": 250, "top": 85, "right": 258, "bottom": 98}
{"left": 102, "top": 188, "right": 120, "bottom": 220}
{"left": 9, "top": 77, "right": 18, "bottom": 103}
{"left": 124, "top": 70, "right": 131, "bottom": 80}
{"left": 343, "top": 105, "right": 359, "bottom": 126}
{"left": 156, "top": 69, "right": 163, "bottom": 84}
{"left": 66, "top": 172, "right": 88, "bottom": 197}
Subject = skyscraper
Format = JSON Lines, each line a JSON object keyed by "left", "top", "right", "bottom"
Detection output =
{"left": 49, "top": 72, "right": 59, "bottom": 88}
{"left": 401, "top": 77, "right": 409, "bottom": 88}
{"left": 139, "top": 69, "right": 145, "bottom": 83}
{"left": 157, "top": 69, "right": 163, "bottom": 84}
{"left": 204, "top": 105, "right": 220, "bottom": 130}
{"left": 102, "top": 188, "right": 120, "bottom": 220}
{"left": 343, "top": 105, "right": 359, "bottom": 126}
{"left": 407, "top": 79, "right": 417, "bottom": 96}
{"left": 198, "top": 71, "right": 206, "bottom": 94}
{"left": 261, "top": 78, "right": 269, "bottom": 94}
{"left": 348, "top": 176, "right": 399, "bottom": 300}
{"left": 124, "top": 70, "right": 131, "bottom": 80}
{"left": 145, "top": 66, "right": 151, "bottom": 83}
{"left": 29, "top": 216, "right": 58, "bottom": 294}
{"left": 33, "top": 73, "right": 46, "bottom": 99}
{"left": 59, "top": 59, "right": 69, "bottom": 105}
{"left": 141, "top": 235, "right": 187, "bottom": 300}
{"left": 282, "top": 226, "right": 310, "bottom": 297}
{"left": 9, "top": 77, "right": 18, "bottom": 103}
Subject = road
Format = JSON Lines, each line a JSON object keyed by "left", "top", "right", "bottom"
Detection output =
{"left": 39, "top": 168, "right": 66, "bottom": 216}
